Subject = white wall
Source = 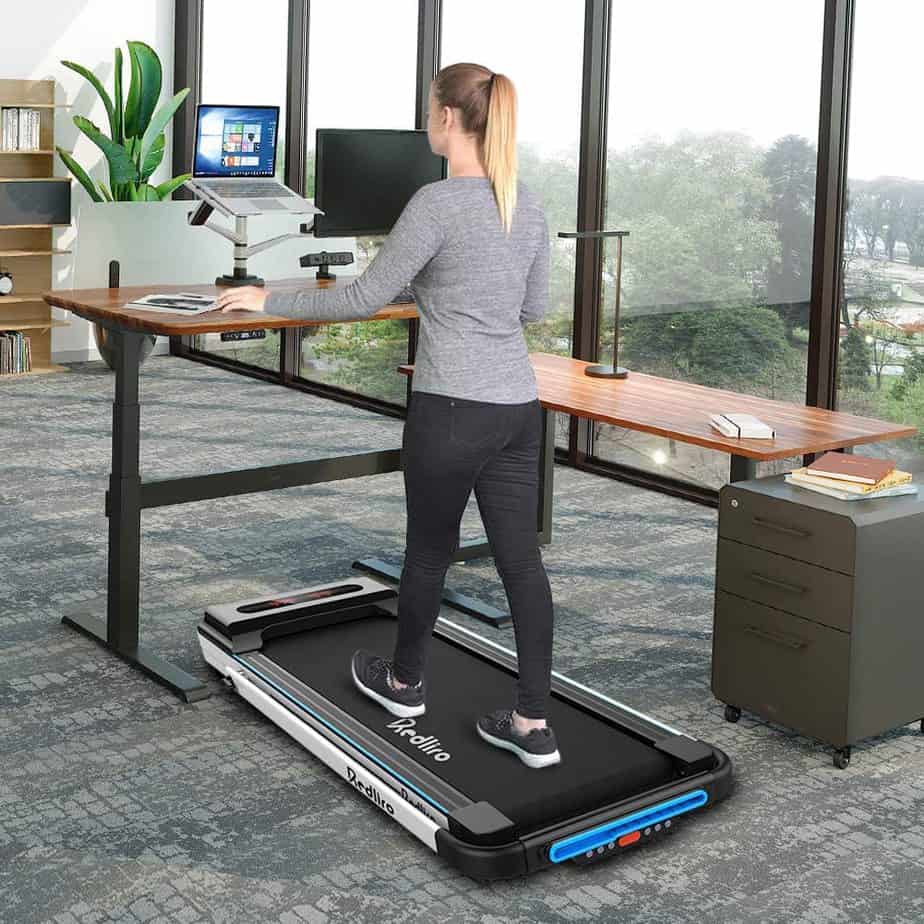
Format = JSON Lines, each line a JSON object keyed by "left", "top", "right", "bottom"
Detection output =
{"left": 1, "top": 1, "right": 176, "bottom": 361}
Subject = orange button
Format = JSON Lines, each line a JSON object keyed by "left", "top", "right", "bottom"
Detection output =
{"left": 618, "top": 831, "right": 641, "bottom": 847}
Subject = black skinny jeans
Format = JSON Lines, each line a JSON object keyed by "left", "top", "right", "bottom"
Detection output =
{"left": 392, "top": 390, "right": 555, "bottom": 719}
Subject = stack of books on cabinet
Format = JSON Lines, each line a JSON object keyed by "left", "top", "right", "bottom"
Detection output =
{"left": 785, "top": 451, "right": 917, "bottom": 501}
{"left": 0, "top": 78, "right": 70, "bottom": 377}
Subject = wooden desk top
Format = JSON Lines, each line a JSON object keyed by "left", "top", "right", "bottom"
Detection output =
{"left": 401, "top": 353, "right": 917, "bottom": 461}
{"left": 43, "top": 279, "right": 418, "bottom": 336}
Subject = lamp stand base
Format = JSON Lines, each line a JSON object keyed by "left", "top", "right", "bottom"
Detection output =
{"left": 585, "top": 364, "right": 629, "bottom": 379}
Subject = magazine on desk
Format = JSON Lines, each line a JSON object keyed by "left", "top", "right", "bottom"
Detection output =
{"left": 123, "top": 293, "right": 218, "bottom": 315}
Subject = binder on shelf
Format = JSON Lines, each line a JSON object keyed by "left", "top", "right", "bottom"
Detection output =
{"left": 0, "top": 330, "right": 33, "bottom": 375}
{"left": 1, "top": 107, "right": 18, "bottom": 151}
{"left": 1, "top": 107, "right": 41, "bottom": 151}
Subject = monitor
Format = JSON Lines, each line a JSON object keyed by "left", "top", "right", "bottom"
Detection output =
{"left": 193, "top": 105, "right": 280, "bottom": 178}
{"left": 313, "top": 129, "right": 447, "bottom": 237}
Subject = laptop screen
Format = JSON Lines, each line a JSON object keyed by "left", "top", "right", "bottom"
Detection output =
{"left": 193, "top": 105, "right": 279, "bottom": 178}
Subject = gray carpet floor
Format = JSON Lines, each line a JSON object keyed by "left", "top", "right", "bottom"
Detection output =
{"left": 1, "top": 356, "right": 923, "bottom": 924}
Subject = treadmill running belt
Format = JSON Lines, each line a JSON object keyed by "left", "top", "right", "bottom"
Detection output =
{"left": 261, "top": 614, "right": 676, "bottom": 833}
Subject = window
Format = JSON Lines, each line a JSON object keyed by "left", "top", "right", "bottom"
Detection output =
{"left": 297, "top": 0, "right": 418, "bottom": 407}
{"left": 595, "top": 0, "right": 825, "bottom": 488}
{"left": 441, "top": 0, "right": 585, "bottom": 444}
{"left": 195, "top": 0, "right": 290, "bottom": 372}
{"left": 836, "top": 1, "right": 924, "bottom": 472}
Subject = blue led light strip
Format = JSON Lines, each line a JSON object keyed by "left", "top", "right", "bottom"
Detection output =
{"left": 232, "top": 655, "right": 450, "bottom": 816}
{"left": 549, "top": 789, "right": 709, "bottom": 863}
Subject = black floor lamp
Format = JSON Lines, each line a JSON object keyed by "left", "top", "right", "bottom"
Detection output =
{"left": 558, "top": 229, "right": 630, "bottom": 379}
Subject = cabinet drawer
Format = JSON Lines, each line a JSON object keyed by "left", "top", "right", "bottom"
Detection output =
{"left": 719, "top": 487, "right": 854, "bottom": 574}
{"left": 711, "top": 591, "right": 849, "bottom": 746}
{"left": 716, "top": 539, "right": 853, "bottom": 632}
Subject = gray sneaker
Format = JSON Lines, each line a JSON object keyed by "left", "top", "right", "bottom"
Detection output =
{"left": 351, "top": 650, "right": 425, "bottom": 718}
{"left": 476, "top": 709, "right": 561, "bottom": 768}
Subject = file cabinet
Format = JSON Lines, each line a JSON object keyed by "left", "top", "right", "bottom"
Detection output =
{"left": 711, "top": 473, "right": 924, "bottom": 767}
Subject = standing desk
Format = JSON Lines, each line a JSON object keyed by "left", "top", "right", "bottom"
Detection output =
{"left": 359, "top": 353, "right": 917, "bottom": 622}
{"left": 42, "top": 283, "right": 917, "bottom": 700}
{"left": 44, "top": 280, "right": 422, "bottom": 702}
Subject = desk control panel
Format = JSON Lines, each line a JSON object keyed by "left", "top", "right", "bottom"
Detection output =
{"left": 300, "top": 250, "right": 354, "bottom": 281}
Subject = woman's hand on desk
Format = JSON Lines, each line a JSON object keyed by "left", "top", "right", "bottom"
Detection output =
{"left": 214, "top": 286, "right": 268, "bottom": 314}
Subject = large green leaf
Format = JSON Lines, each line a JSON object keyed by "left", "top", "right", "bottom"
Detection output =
{"left": 138, "top": 184, "right": 162, "bottom": 201}
{"left": 140, "top": 132, "right": 165, "bottom": 182}
{"left": 154, "top": 173, "right": 192, "bottom": 200}
{"left": 55, "top": 146, "right": 102, "bottom": 202}
{"left": 123, "top": 45, "right": 141, "bottom": 139}
{"left": 113, "top": 47, "right": 124, "bottom": 145}
{"left": 139, "top": 88, "right": 190, "bottom": 168}
{"left": 73, "top": 115, "right": 138, "bottom": 185}
{"left": 61, "top": 60, "right": 116, "bottom": 140}
{"left": 124, "top": 41, "right": 162, "bottom": 139}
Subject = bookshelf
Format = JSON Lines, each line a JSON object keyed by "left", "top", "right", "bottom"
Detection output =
{"left": 0, "top": 78, "right": 70, "bottom": 376}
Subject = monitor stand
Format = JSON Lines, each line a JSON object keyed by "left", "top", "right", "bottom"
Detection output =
{"left": 186, "top": 198, "right": 317, "bottom": 287}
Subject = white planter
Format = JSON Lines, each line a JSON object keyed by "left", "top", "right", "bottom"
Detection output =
{"left": 52, "top": 200, "right": 356, "bottom": 364}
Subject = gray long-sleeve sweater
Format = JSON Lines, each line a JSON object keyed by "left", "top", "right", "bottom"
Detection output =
{"left": 264, "top": 175, "right": 550, "bottom": 403}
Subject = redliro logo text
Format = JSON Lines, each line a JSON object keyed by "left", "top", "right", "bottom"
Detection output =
{"left": 346, "top": 766, "right": 395, "bottom": 815}
{"left": 386, "top": 717, "right": 451, "bottom": 762}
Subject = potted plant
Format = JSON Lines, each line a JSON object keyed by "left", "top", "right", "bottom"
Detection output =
{"left": 56, "top": 41, "right": 191, "bottom": 368}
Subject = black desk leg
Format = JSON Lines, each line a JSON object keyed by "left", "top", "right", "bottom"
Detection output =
{"left": 537, "top": 406, "right": 555, "bottom": 544}
{"left": 62, "top": 329, "right": 209, "bottom": 703}
{"left": 354, "top": 407, "right": 556, "bottom": 628}
{"left": 729, "top": 455, "right": 758, "bottom": 483}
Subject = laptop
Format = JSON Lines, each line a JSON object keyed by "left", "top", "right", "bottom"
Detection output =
{"left": 187, "top": 104, "right": 319, "bottom": 216}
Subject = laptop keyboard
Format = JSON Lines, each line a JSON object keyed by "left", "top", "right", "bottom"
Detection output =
{"left": 206, "top": 181, "right": 295, "bottom": 198}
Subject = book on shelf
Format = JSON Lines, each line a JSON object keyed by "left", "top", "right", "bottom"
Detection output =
{"left": 805, "top": 451, "right": 895, "bottom": 485}
{"left": 0, "top": 107, "right": 40, "bottom": 151}
{"left": 789, "top": 466, "right": 912, "bottom": 495}
{"left": 0, "top": 330, "right": 33, "bottom": 375}
{"left": 709, "top": 413, "right": 775, "bottom": 439}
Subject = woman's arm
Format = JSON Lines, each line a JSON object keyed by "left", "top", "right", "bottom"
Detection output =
{"left": 520, "top": 214, "right": 550, "bottom": 325}
{"left": 268, "top": 187, "right": 444, "bottom": 321}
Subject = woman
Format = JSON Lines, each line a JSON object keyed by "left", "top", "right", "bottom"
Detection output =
{"left": 215, "top": 63, "right": 559, "bottom": 769}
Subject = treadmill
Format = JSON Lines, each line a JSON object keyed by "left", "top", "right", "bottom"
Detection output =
{"left": 198, "top": 577, "right": 732, "bottom": 880}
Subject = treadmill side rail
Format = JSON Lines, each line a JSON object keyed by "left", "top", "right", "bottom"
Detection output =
{"left": 229, "top": 666, "right": 442, "bottom": 850}
{"left": 448, "top": 801, "right": 517, "bottom": 846}
{"left": 654, "top": 734, "right": 716, "bottom": 775}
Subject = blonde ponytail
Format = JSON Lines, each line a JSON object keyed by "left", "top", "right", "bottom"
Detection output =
{"left": 432, "top": 63, "right": 519, "bottom": 234}
{"left": 483, "top": 73, "right": 518, "bottom": 234}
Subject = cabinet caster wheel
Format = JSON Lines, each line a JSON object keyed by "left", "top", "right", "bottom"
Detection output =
{"left": 724, "top": 705, "right": 741, "bottom": 724}
{"left": 833, "top": 747, "right": 851, "bottom": 769}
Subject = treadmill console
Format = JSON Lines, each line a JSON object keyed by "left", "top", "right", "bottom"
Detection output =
{"left": 237, "top": 583, "right": 365, "bottom": 613}
{"left": 203, "top": 576, "right": 397, "bottom": 653}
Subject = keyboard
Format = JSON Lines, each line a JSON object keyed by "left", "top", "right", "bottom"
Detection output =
{"left": 391, "top": 286, "right": 416, "bottom": 304}
{"left": 205, "top": 181, "right": 295, "bottom": 199}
